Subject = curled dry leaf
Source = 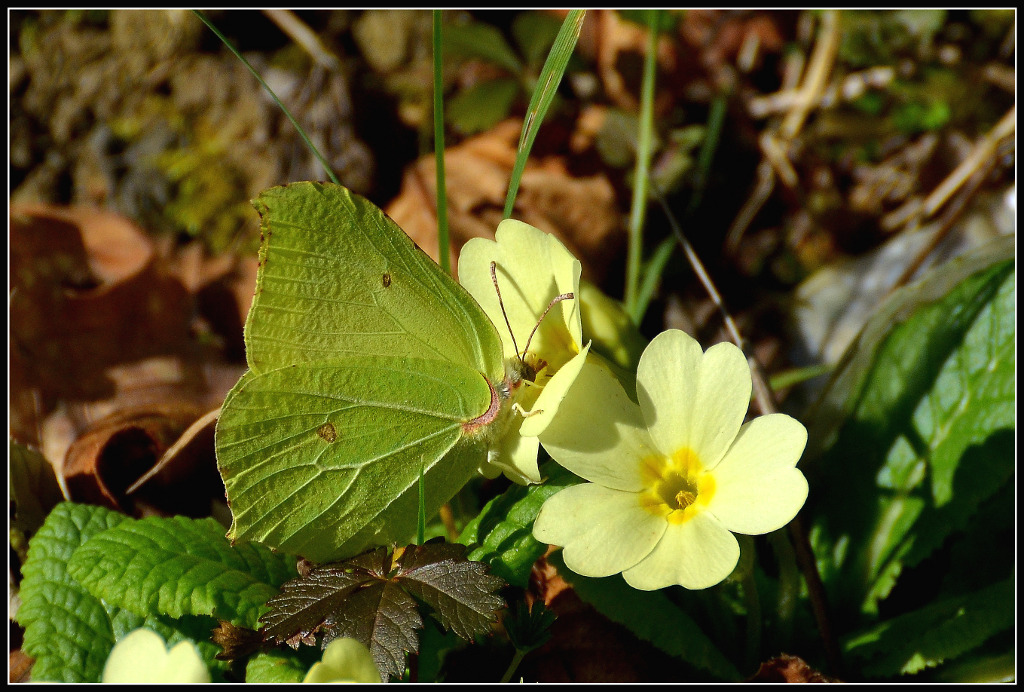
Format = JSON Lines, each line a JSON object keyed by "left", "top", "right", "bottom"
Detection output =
{"left": 10, "top": 204, "right": 250, "bottom": 508}
{"left": 385, "top": 119, "right": 622, "bottom": 283}
{"left": 62, "top": 404, "right": 224, "bottom": 517}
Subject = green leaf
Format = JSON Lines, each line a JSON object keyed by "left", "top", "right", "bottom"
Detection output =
{"left": 548, "top": 553, "right": 740, "bottom": 681}
{"left": 17, "top": 503, "right": 128, "bottom": 682}
{"left": 67, "top": 514, "right": 298, "bottom": 629}
{"left": 246, "top": 649, "right": 314, "bottom": 683}
{"left": 807, "top": 237, "right": 1014, "bottom": 621}
{"left": 503, "top": 600, "right": 556, "bottom": 653}
{"left": 261, "top": 542, "right": 505, "bottom": 682}
{"left": 844, "top": 578, "right": 1014, "bottom": 677}
{"left": 504, "top": 9, "right": 586, "bottom": 218}
{"left": 459, "top": 461, "right": 582, "bottom": 587}
{"left": 216, "top": 182, "right": 509, "bottom": 563}
{"left": 617, "top": 9, "right": 681, "bottom": 33}
{"left": 443, "top": 20, "right": 522, "bottom": 73}
{"left": 511, "top": 11, "right": 563, "bottom": 67}
{"left": 9, "top": 440, "right": 65, "bottom": 557}
{"left": 17, "top": 504, "right": 230, "bottom": 682}
{"left": 447, "top": 78, "right": 520, "bottom": 135}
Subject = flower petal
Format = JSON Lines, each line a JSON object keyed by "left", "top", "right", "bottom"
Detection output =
{"left": 539, "top": 357, "right": 654, "bottom": 491}
{"left": 637, "top": 331, "right": 750, "bottom": 467}
{"left": 165, "top": 641, "right": 213, "bottom": 684}
{"left": 707, "top": 414, "right": 808, "bottom": 534}
{"left": 303, "top": 637, "right": 381, "bottom": 683}
{"left": 520, "top": 344, "right": 590, "bottom": 437}
{"left": 459, "top": 220, "right": 582, "bottom": 362}
{"left": 622, "top": 512, "right": 739, "bottom": 590}
{"left": 482, "top": 425, "right": 542, "bottom": 485}
{"left": 102, "top": 628, "right": 210, "bottom": 684}
{"left": 534, "top": 483, "right": 665, "bottom": 578}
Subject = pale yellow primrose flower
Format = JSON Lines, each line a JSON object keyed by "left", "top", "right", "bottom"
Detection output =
{"left": 101, "top": 627, "right": 210, "bottom": 683}
{"left": 302, "top": 637, "right": 381, "bottom": 683}
{"left": 534, "top": 330, "right": 809, "bottom": 590}
{"left": 459, "top": 219, "right": 590, "bottom": 484}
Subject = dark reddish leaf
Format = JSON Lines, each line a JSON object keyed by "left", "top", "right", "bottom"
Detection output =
{"left": 259, "top": 542, "right": 505, "bottom": 682}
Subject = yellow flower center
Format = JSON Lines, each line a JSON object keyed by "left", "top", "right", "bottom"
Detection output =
{"left": 639, "top": 447, "right": 716, "bottom": 524}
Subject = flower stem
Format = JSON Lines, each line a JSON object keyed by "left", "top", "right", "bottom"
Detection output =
{"left": 499, "top": 649, "right": 527, "bottom": 684}
{"left": 624, "top": 10, "right": 660, "bottom": 320}
{"left": 741, "top": 563, "right": 762, "bottom": 672}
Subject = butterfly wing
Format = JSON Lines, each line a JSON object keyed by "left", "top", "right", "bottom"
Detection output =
{"left": 216, "top": 183, "right": 504, "bottom": 561}
{"left": 217, "top": 355, "right": 491, "bottom": 562}
{"left": 245, "top": 182, "right": 504, "bottom": 381}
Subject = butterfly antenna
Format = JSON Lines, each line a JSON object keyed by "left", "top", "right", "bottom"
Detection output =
{"left": 490, "top": 261, "right": 523, "bottom": 362}
{"left": 522, "top": 291, "right": 574, "bottom": 357}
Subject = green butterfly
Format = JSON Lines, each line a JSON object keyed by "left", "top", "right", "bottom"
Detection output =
{"left": 215, "top": 182, "right": 515, "bottom": 562}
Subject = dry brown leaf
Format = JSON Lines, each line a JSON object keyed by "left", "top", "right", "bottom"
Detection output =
{"left": 594, "top": 10, "right": 678, "bottom": 112}
{"left": 748, "top": 654, "right": 839, "bottom": 682}
{"left": 9, "top": 649, "right": 34, "bottom": 684}
{"left": 61, "top": 404, "right": 223, "bottom": 518}
{"left": 62, "top": 405, "right": 197, "bottom": 507}
{"left": 385, "top": 118, "right": 622, "bottom": 283}
{"left": 10, "top": 204, "right": 193, "bottom": 416}
{"left": 9, "top": 205, "right": 249, "bottom": 508}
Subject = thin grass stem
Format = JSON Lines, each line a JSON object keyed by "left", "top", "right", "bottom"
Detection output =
{"left": 193, "top": 10, "right": 339, "bottom": 186}
{"left": 625, "top": 11, "right": 661, "bottom": 321}
{"left": 432, "top": 10, "right": 451, "bottom": 276}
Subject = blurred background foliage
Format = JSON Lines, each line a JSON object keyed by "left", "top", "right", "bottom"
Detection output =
{"left": 9, "top": 9, "right": 1015, "bottom": 683}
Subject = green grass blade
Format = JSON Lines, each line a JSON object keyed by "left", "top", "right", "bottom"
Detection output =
{"left": 432, "top": 10, "right": 451, "bottom": 276}
{"left": 193, "top": 10, "right": 339, "bottom": 186}
{"left": 502, "top": 9, "right": 586, "bottom": 219}
{"left": 633, "top": 90, "right": 727, "bottom": 322}
{"left": 624, "top": 10, "right": 661, "bottom": 321}
{"left": 687, "top": 91, "right": 727, "bottom": 214}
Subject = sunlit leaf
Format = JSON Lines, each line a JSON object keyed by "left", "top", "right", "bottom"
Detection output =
{"left": 68, "top": 514, "right": 297, "bottom": 629}
{"left": 460, "top": 461, "right": 582, "bottom": 587}
{"left": 844, "top": 578, "right": 1013, "bottom": 677}
{"left": 807, "top": 237, "right": 1014, "bottom": 624}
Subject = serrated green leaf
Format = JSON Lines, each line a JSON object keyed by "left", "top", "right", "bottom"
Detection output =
{"left": 67, "top": 514, "right": 297, "bottom": 629}
{"left": 17, "top": 503, "right": 237, "bottom": 682}
{"left": 549, "top": 553, "right": 740, "bottom": 681}
{"left": 459, "top": 461, "right": 582, "bottom": 586}
{"left": 17, "top": 503, "right": 128, "bottom": 682}
{"left": 844, "top": 578, "right": 1013, "bottom": 677}
{"left": 807, "top": 238, "right": 1014, "bottom": 619}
